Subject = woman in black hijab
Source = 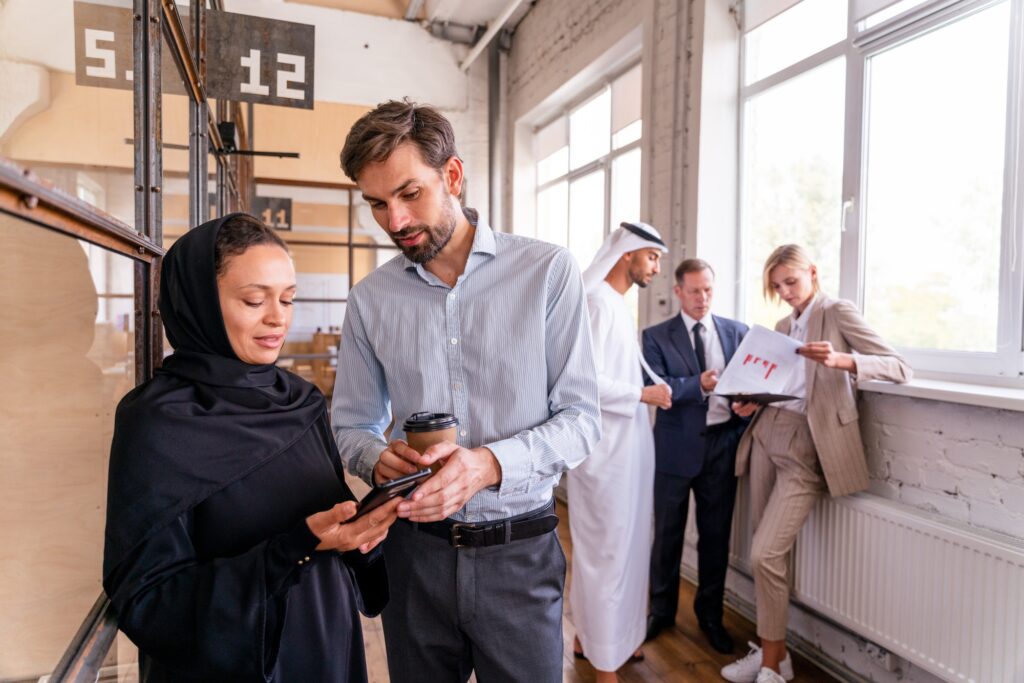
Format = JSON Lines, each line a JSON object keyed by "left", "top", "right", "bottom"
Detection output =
{"left": 103, "top": 213, "right": 398, "bottom": 682}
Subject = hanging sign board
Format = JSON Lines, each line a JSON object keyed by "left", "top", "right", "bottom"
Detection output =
{"left": 73, "top": 2, "right": 315, "bottom": 109}
{"left": 253, "top": 196, "right": 293, "bottom": 231}
{"left": 73, "top": 2, "right": 187, "bottom": 95}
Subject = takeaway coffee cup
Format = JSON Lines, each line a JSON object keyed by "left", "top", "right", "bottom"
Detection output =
{"left": 403, "top": 412, "right": 459, "bottom": 473}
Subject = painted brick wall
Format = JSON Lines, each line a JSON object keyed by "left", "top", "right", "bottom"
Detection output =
{"left": 442, "top": 56, "right": 491, "bottom": 226}
{"left": 860, "top": 392, "right": 1024, "bottom": 541}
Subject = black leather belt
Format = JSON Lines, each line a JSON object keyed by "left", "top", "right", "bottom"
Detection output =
{"left": 408, "top": 500, "right": 558, "bottom": 549}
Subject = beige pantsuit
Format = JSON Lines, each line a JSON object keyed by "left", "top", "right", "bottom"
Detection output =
{"left": 736, "top": 296, "right": 911, "bottom": 641}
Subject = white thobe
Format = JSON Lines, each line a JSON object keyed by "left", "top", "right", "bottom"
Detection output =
{"left": 567, "top": 282, "right": 655, "bottom": 671}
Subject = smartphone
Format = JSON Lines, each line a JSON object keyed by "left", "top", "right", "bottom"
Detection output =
{"left": 351, "top": 468, "right": 432, "bottom": 521}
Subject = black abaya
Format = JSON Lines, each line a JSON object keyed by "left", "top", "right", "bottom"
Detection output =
{"left": 103, "top": 214, "right": 386, "bottom": 682}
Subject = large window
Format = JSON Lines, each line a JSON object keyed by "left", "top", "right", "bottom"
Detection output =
{"left": 534, "top": 63, "right": 643, "bottom": 271}
{"left": 740, "top": 0, "right": 1022, "bottom": 381}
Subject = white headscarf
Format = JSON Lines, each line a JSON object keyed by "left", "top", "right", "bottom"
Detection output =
{"left": 582, "top": 221, "right": 669, "bottom": 293}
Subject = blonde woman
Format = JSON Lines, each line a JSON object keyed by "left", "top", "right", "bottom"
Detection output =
{"left": 721, "top": 245, "right": 911, "bottom": 683}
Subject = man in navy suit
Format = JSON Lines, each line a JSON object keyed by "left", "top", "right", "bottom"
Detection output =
{"left": 642, "top": 258, "right": 749, "bottom": 654}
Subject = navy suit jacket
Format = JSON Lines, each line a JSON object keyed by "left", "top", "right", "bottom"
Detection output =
{"left": 641, "top": 314, "right": 748, "bottom": 478}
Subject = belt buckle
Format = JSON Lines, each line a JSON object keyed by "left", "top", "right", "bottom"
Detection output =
{"left": 449, "top": 522, "right": 468, "bottom": 549}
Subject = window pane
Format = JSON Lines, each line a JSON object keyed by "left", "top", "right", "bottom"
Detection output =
{"left": 569, "top": 88, "right": 611, "bottom": 170}
{"left": 612, "top": 120, "right": 642, "bottom": 149}
{"left": 569, "top": 170, "right": 606, "bottom": 269}
{"left": 0, "top": 215, "right": 136, "bottom": 680}
{"left": 862, "top": 3, "right": 1009, "bottom": 353}
{"left": 745, "top": 0, "right": 847, "bottom": 85}
{"left": 537, "top": 182, "right": 569, "bottom": 248}
{"left": 858, "top": 0, "right": 929, "bottom": 30}
{"left": 741, "top": 58, "right": 845, "bottom": 327}
{"left": 611, "top": 148, "right": 642, "bottom": 230}
{"left": 537, "top": 147, "right": 569, "bottom": 185}
{"left": 611, "top": 64, "right": 642, "bottom": 134}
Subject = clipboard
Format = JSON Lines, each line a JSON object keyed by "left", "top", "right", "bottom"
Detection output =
{"left": 716, "top": 392, "right": 799, "bottom": 405}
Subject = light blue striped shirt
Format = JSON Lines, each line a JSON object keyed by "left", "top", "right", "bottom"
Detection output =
{"left": 331, "top": 221, "right": 601, "bottom": 522}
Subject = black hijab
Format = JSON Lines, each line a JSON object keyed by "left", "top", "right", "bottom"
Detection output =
{"left": 104, "top": 214, "right": 325, "bottom": 577}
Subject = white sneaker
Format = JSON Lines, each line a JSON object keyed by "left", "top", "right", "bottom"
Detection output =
{"left": 755, "top": 667, "right": 788, "bottom": 683}
{"left": 720, "top": 642, "right": 794, "bottom": 683}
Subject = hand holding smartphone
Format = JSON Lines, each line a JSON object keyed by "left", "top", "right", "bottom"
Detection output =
{"left": 351, "top": 468, "right": 432, "bottom": 522}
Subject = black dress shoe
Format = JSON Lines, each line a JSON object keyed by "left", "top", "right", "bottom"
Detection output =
{"left": 645, "top": 615, "right": 673, "bottom": 642}
{"left": 698, "top": 620, "right": 734, "bottom": 654}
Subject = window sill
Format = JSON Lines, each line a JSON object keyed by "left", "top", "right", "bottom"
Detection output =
{"left": 859, "top": 378, "right": 1024, "bottom": 412}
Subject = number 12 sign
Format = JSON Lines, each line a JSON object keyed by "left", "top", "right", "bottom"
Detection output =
{"left": 74, "top": 3, "right": 315, "bottom": 110}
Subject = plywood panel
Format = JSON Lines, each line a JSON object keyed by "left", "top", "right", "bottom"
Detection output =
{"left": 252, "top": 101, "right": 370, "bottom": 184}
{"left": 1, "top": 71, "right": 191, "bottom": 174}
{"left": 0, "top": 216, "right": 132, "bottom": 679}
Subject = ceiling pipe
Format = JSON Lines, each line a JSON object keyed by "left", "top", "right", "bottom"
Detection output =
{"left": 458, "top": 0, "right": 528, "bottom": 72}
{"left": 404, "top": 0, "right": 425, "bottom": 21}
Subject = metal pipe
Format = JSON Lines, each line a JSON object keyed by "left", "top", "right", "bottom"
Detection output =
{"left": 134, "top": 0, "right": 162, "bottom": 244}
{"left": 160, "top": 0, "right": 206, "bottom": 103}
{"left": 487, "top": 40, "right": 501, "bottom": 230}
{"left": 458, "top": 0, "right": 527, "bottom": 72}
{"left": 188, "top": 0, "right": 208, "bottom": 227}
{"left": 405, "top": 0, "right": 425, "bottom": 20}
{"left": 49, "top": 594, "right": 119, "bottom": 683}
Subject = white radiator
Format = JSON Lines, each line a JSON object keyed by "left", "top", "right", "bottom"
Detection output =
{"left": 793, "top": 494, "right": 1024, "bottom": 683}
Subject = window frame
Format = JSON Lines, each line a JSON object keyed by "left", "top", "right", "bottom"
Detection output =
{"left": 738, "top": 0, "right": 1024, "bottom": 384}
{"left": 533, "top": 59, "right": 644, "bottom": 258}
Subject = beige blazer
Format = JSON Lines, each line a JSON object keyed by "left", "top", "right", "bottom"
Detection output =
{"left": 735, "top": 296, "right": 912, "bottom": 497}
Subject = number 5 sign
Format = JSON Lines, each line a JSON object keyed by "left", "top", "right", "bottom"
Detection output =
{"left": 74, "top": 3, "right": 315, "bottom": 110}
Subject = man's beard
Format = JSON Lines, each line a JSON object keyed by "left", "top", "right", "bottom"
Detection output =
{"left": 391, "top": 202, "right": 457, "bottom": 264}
{"left": 629, "top": 265, "right": 651, "bottom": 288}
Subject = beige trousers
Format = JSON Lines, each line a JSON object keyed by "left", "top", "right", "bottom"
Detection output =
{"left": 748, "top": 406, "right": 827, "bottom": 641}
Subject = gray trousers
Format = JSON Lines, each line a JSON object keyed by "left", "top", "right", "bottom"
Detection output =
{"left": 380, "top": 509, "right": 566, "bottom": 683}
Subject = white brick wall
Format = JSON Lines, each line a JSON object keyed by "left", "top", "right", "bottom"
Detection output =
{"left": 442, "top": 56, "right": 491, "bottom": 226}
{"left": 860, "top": 393, "right": 1024, "bottom": 541}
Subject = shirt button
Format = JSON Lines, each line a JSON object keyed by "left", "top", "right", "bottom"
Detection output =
{"left": 460, "top": 430, "right": 467, "bottom": 437}
{"left": 453, "top": 382, "right": 462, "bottom": 390}
{"left": 450, "top": 338, "right": 458, "bottom": 345}
{"left": 449, "top": 292, "right": 457, "bottom": 299}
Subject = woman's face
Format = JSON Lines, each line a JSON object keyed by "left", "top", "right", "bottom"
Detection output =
{"left": 217, "top": 244, "right": 296, "bottom": 364}
{"left": 769, "top": 263, "right": 817, "bottom": 313}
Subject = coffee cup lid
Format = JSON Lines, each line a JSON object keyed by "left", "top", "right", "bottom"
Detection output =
{"left": 403, "top": 412, "right": 459, "bottom": 432}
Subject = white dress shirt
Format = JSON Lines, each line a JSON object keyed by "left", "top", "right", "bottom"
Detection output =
{"left": 777, "top": 294, "right": 819, "bottom": 415}
{"left": 679, "top": 311, "right": 731, "bottom": 426}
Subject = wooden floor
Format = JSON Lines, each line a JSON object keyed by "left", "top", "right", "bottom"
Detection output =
{"left": 359, "top": 501, "right": 836, "bottom": 682}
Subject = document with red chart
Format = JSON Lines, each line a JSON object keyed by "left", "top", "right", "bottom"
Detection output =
{"left": 714, "top": 325, "right": 803, "bottom": 404}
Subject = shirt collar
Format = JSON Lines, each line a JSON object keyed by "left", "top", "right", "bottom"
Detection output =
{"left": 402, "top": 216, "right": 497, "bottom": 284}
{"left": 679, "top": 310, "right": 713, "bottom": 333}
{"left": 791, "top": 294, "right": 819, "bottom": 332}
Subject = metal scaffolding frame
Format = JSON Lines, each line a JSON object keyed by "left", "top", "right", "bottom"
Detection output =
{"left": 0, "top": 0, "right": 254, "bottom": 678}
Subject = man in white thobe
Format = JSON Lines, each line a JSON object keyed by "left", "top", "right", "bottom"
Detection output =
{"left": 568, "top": 222, "right": 672, "bottom": 681}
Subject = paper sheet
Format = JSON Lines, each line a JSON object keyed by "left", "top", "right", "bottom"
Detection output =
{"left": 713, "top": 324, "right": 804, "bottom": 398}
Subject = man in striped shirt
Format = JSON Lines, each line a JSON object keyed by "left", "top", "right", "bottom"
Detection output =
{"left": 332, "top": 100, "right": 601, "bottom": 682}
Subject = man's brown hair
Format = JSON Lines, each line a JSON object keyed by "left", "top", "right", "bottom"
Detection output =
{"left": 341, "top": 99, "right": 460, "bottom": 182}
{"left": 674, "top": 258, "right": 715, "bottom": 284}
